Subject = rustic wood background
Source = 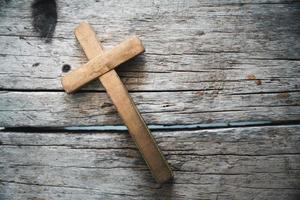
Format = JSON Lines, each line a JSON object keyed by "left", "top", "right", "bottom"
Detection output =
{"left": 0, "top": 0, "right": 300, "bottom": 199}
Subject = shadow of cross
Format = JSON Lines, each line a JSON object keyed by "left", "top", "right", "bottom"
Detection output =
{"left": 61, "top": 22, "right": 173, "bottom": 184}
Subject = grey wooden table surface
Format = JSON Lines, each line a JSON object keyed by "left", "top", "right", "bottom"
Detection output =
{"left": 1, "top": 0, "right": 300, "bottom": 199}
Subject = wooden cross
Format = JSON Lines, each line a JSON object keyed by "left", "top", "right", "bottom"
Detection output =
{"left": 61, "top": 22, "right": 173, "bottom": 184}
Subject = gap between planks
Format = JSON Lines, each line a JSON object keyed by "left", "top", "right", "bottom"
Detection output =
{"left": 2, "top": 120, "right": 300, "bottom": 133}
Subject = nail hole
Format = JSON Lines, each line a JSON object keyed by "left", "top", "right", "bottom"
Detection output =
{"left": 62, "top": 64, "right": 71, "bottom": 72}
{"left": 32, "top": 62, "right": 40, "bottom": 67}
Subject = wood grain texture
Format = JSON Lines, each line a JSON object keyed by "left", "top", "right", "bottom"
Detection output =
{"left": 1, "top": 125, "right": 300, "bottom": 200}
{"left": 0, "top": 90, "right": 299, "bottom": 127}
{"left": 0, "top": 0, "right": 299, "bottom": 92}
{"left": 0, "top": 1, "right": 300, "bottom": 199}
{"left": 0, "top": 0, "right": 299, "bottom": 127}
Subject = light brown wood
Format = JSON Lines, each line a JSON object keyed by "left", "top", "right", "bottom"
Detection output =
{"left": 61, "top": 36, "right": 144, "bottom": 93}
{"left": 73, "top": 22, "right": 173, "bottom": 184}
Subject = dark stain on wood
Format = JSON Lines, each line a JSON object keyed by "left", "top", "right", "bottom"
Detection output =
{"left": 31, "top": 0, "right": 57, "bottom": 43}
{"left": 196, "top": 91, "right": 204, "bottom": 96}
{"left": 196, "top": 30, "right": 205, "bottom": 36}
{"left": 28, "top": 197, "right": 45, "bottom": 200}
{"left": 101, "top": 102, "right": 113, "bottom": 109}
{"left": 32, "top": 63, "right": 40, "bottom": 67}
{"left": 277, "top": 92, "right": 289, "bottom": 99}
{"left": 246, "top": 74, "right": 262, "bottom": 85}
{"left": 246, "top": 74, "right": 257, "bottom": 80}
{"left": 255, "top": 79, "right": 262, "bottom": 85}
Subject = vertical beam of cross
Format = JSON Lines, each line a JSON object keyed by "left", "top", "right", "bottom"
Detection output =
{"left": 73, "top": 22, "right": 173, "bottom": 183}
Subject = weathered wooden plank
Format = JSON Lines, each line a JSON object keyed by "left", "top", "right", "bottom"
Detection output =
{"left": 1, "top": 125, "right": 300, "bottom": 199}
{"left": 1, "top": 1, "right": 299, "bottom": 200}
{"left": 1, "top": 1, "right": 299, "bottom": 55}
{"left": 0, "top": 1, "right": 299, "bottom": 92}
{"left": 1, "top": 1, "right": 299, "bottom": 38}
{"left": 0, "top": 90, "right": 299, "bottom": 127}
{"left": 1, "top": 52, "right": 299, "bottom": 93}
